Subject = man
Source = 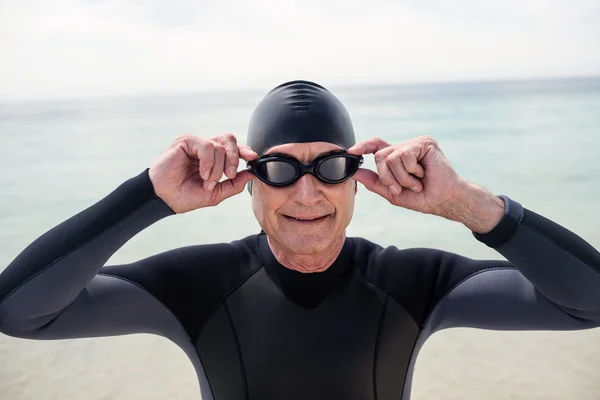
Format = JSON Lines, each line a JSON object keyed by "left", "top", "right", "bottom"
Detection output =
{"left": 0, "top": 80, "right": 599, "bottom": 400}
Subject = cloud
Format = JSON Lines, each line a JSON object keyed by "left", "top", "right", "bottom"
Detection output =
{"left": 0, "top": 0, "right": 599, "bottom": 101}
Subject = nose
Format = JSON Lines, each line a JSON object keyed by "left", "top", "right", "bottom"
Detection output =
{"left": 292, "top": 174, "right": 324, "bottom": 206}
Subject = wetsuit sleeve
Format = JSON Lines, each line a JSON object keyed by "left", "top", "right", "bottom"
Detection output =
{"left": 0, "top": 169, "right": 185, "bottom": 341}
{"left": 423, "top": 195, "right": 600, "bottom": 335}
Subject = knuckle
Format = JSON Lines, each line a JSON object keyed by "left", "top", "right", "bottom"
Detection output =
{"left": 172, "top": 134, "right": 193, "bottom": 147}
{"left": 202, "top": 141, "right": 215, "bottom": 152}
{"left": 399, "top": 151, "right": 413, "bottom": 162}
{"left": 214, "top": 143, "right": 226, "bottom": 154}
{"left": 374, "top": 152, "right": 386, "bottom": 163}
{"left": 421, "top": 135, "right": 437, "bottom": 145}
{"left": 398, "top": 148, "right": 410, "bottom": 156}
{"left": 224, "top": 132, "right": 237, "bottom": 142}
{"left": 385, "top": 153, "right": 402, "bottom": 165}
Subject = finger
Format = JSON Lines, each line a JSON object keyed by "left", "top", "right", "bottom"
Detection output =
{"left": 238, "top": 145, "right": 259, "bottom": 161}
{"left": 375, "top": 154, "right": 402, "bottom": 195}
{"left": 386, "top": 151, "right": 422, "bottom": 192}
{"left": 400, "top": 149, "right": 425, "bottom": 178}
{"left": 219, "top": 134, "right": 239, "bottom": 179}
{"left": 197, "top": 140, "right": 215, "bottom": 181}
{"left": 352, "top": 168, "right": 389, "bottom": 198}
{"left": 347, "top": 137, "right": 391, "bottom": 156}
{"left": 214, "top": 170, "right": 255, "bottom": 201}
{"left": 205, "top": 144, "right": 226, "bottom": 191}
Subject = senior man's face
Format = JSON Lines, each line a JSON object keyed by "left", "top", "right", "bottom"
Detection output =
{"left": 251, "top": 142, "right": 357, "bottom": 256}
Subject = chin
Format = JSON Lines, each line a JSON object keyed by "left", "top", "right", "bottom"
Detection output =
{"left": 279, "top": 231, "right": 333, "bottom": 255}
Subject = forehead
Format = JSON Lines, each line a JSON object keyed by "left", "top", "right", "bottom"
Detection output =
{"left": 264, "top": 142, "right": 344, "bottom": 161}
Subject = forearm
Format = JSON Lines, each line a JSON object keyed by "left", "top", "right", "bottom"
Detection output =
{"left": 470, "top": 194, "right": 600, "bottom": 320}
{"left": 0, "top": 169, "right": 174, "bottom": 330}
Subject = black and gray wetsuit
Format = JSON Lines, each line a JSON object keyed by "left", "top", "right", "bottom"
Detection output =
{"left": 1, "top": 169, "right": 599, "bottom": 400}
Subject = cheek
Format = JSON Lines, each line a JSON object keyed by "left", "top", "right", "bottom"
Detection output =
{"left": 253, "top": 183, "right": 288, "bottom": 221}
{"left": 326, "top": 182, "right": 355, "bottom": 217}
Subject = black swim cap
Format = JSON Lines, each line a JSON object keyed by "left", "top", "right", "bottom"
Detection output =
{"left": 246, "top": 80, "right": 356, "bottom": 194}
{"left": 247, "top": 80, "right": 356, "bottom": 156}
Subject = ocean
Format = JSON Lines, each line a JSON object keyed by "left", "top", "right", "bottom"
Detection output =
{"left": 1, "top": 78, "right": 599, "bottom": 399}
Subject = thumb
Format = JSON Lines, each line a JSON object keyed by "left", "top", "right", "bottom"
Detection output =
{"left": 214, "top": 170, "right": 255, "bottom": 201}
{"left": 353, "top": 168, "right": 390, "bottom": 198}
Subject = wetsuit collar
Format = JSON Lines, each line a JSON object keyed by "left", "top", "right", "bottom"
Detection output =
{"left": 257, "top": 232, "right": 354, "bottom": 308}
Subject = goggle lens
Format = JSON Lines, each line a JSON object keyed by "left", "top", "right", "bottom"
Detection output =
{"left": 319, "top": 156, "right": 354, "bottom": 181}
{"left": 258, "top": 160, "right": 296, "bottom": 184}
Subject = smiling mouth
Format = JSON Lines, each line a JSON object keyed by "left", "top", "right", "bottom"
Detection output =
{"left": 283, "top": 215, "right": 329, "bottom": 223}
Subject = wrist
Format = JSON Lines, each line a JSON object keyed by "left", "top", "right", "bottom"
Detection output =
{"left": 441, "top": 180, "right": 505, "bottom": 234}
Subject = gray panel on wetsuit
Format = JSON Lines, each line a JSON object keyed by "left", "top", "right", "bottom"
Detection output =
{"left": 2, "top": 274, "right": 215, "bottom": 400}
{"left": 401, "top": 267, "right": 600, "bottom": 400}
{"left": 491, "top": 215, "right": 600, "bottom": 322}
{"left": 426, "top": 268, "right": 600, "bottom": 332}
{"left": 4, "top": 274, "right": 191, "bottom": 340}
{"left": 222, "top": 267, "right": 385, "bottom": 400}
{"left": 0, "top": 195, "right": 173, "bottom": 332}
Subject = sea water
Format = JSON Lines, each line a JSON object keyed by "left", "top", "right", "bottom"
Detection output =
{"left": 1, "top": 78, "right": 599, "bottom": 399}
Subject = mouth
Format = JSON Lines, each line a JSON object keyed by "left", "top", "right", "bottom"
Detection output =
{"left": 283, "top": 215, "right": 330, "bottom": 224}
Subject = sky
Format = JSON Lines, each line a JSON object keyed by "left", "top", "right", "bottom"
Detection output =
{"left": 1, "top": 0, "right": 599, "bottom": 101}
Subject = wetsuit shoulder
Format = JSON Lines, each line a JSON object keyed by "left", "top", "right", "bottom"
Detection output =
{"left": 350, "top": 236, "right": 510, "bottom": 327}
{"left": 100, "top": 234, "right": 263, "bottom": 341}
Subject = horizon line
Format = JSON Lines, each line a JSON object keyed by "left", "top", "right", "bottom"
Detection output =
{"left": 2, "top": 73, "right": 599, "bottom": 106}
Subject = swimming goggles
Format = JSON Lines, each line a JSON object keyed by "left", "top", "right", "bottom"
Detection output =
{"left": 246, "top": 150, "right": 363, "bottom": 187}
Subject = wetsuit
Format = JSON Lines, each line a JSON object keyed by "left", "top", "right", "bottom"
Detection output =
{"left": 0, "top": 168, "right": 599, "bottom": 400}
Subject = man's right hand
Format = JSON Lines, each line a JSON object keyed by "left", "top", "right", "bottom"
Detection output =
{"left": 148, "top": 134, "right": 258, "bottom": 213}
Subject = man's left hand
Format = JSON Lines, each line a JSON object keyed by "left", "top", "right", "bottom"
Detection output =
{"left": 347, "top": 136, "right": 465, "bottom": 217}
